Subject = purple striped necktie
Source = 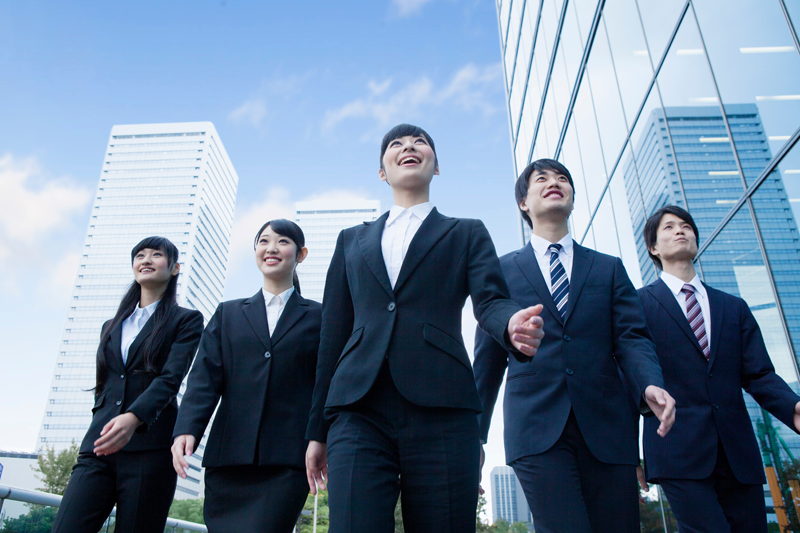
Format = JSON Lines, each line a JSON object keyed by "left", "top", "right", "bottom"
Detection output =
{"left": 681, "top": 283, "right": 709, "bottom": 360}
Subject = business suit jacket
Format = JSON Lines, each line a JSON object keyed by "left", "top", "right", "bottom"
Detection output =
{"left": 174, "top": 290, "right": 321, "bottom": 469}
{"left": 80, "top": 306, "right": 204, "bottom": 454}
{"left": 474, "top": 242, "right": 664, "bottom": 465}
{"left": 306, "top": 208, "right": 521, "bottom": 442}
{"left": 639, "top": 279, "right": 800, "bottom": 484}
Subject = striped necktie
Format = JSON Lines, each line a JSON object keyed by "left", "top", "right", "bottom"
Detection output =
{"left": 549, "top": 244, "right": 569, "bottom": 319}
{"left": 681, "top": 283, "right": 709, "bottom": 360}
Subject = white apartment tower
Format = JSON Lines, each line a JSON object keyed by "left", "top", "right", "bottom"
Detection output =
{"left": 490, "top": 466, "right": 532, "bottom": 527}
{"left": 294, "top": 198, "right": 381, "bottom": 302}
{"left": 37, "top": 122, "right": 238, "bottom": 498}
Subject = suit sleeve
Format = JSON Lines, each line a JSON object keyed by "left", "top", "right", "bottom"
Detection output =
{"left": 467, "top": 220, "right": 521, "bottom": 350}
{"left": 126, "top": 309, "right": 204, "bottom": 432}
{"left": 306, "top": 230, "right": 355, "bottom": 443}
{"left": 172, "top": 304, "right": 226, "bottom": 442}
{"left": 473, "top": 325, "right": 509, "bottom": 444}
{"left": 610, "top": 258, "right": 664, "bottom": 413}
{"left": 740, "top": 300, "right": 800, "bottom": 432}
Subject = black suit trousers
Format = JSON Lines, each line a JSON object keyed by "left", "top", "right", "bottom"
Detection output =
{"left": 325, "top": 363, "right": 480, "bottom": 533}
{"left": 53, "top": 449, "right": 176, "bottom": 533}
{"left": 511, "top": 411, "right": 639, "bottom": 533}
{"left": 658, "top": 442, "right": 766, "bottom": 533}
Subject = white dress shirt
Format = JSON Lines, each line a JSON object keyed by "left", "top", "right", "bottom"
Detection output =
{"left": 381, "top": 202, "right": 435, "bottom": 288}
{"left": 660, "top": 271, "right": 711, "bottom": 351}
{"left": 529, "top": 232, "right": 574, "bottom": 292}
{"left": 263, "top": 286, "right": 295, "bottom": 336}
{"left": 121, "top": 300, "right": 160, "bottom": 364}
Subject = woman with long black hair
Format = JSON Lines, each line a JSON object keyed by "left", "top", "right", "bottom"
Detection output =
{"left": 172, "top": 219, "right": 321, "bottom": 532}
{"left": 53, "top": 236, "right": 204, "bottom": 533}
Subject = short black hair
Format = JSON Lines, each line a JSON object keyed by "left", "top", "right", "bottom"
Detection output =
{"left": 643, "top": 205, "right": 699, "bottom": 270}
{"left": 514, "top": 159, "right": 576, "bottom": 229}
{"left": 380, "top": 123, "right": 437, "bottom": 170}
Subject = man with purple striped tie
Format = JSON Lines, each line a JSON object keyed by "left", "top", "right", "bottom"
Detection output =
{"left": 639, "top": 205, "right": 800, "bottom": 533}
{"left": 474, "top": 159, "right": 676, "bottom": 533}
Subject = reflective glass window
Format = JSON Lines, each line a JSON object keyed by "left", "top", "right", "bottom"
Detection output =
{"left": 559, "top": 117, "right": 594, "bottom": 240}
{"left": 588, "top": 190, "right": 621, "bottom": 257}
{"left": 635, "top": 0, "right": 687, "bottom": 63}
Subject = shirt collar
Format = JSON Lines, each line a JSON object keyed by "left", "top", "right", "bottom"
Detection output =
{"left": 262, "top": 286, "right": 295, "bottom": 305}
{"left": 529, "top": 232, "right": 573, "bottom": 259}
{"left": 386, "top": 202, "right": 435, "bottom": 226}
{"left": 660, "top": 271, "right": 706, "bottom": 300}
{"left": 131, "top": 299, "right": 159, "bottom": 319}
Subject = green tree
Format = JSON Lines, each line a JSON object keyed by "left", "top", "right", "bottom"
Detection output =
{"left": 394, "top": 498, "right": 404, "bottom": 533}
{"left": 296, "top": 491, "right": 329, "bottom": 533}
{"left": 31, "top": 443, "right": 79, "bottom": 495}
{"left": 476, "top": 494, "right": 494, "bottom": 532}
{"left": 0, "top": 505, "right": 57, "bottom": 533}
{"left": 168, "top": 498, "right": 205, "bottom": 524}
{"left": 510, "top": 521, "right": 528, "bottom": 533}
{"left": 492, "top": 518, "right": 510, "bottom": 533}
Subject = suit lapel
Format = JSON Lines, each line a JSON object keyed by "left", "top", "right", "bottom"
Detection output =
{"left": 356, "top": 211, "right": 394, "bottom": 298}
{"left": 393, "top": 209, "right": 457, "bottom": 293}
{"left": 513, "top": 244, "right": 562, "bottom": 324}
{"left": 270, "top": 291, "right": 308, "bottom": 347}
{"left": 562, "top": 242, "right": 593, "bottom": 325}
{"left": 242, "top": 291, "right": 272, "bottom": 352}
{"left": 704, "top": 283, "right": 724, "bottom": 369}
{"left": 649, "top": 279, "right": 704, "bottom": 358}
{"left": 125, "top": 314, "right": 156, "bottom": 369}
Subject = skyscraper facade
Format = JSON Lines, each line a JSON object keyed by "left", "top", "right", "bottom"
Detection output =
{"left": 294, "top": 198, "right": 381, "bottom": 302}
{"left": 489, "top": 466, "right": 532, "bottom": 527}
{"left": 497, "top": 0, "right": 800, "bottom": 521}
{"left": 37, "top": 122, "right": 239, "bottom": 498}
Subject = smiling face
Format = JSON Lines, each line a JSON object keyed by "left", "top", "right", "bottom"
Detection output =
{"left": 649, "top": 213, "right": 698, "bottom": 265}
{"left": 254, "top": 225, "right": 307, "bottom": 285}
{"left": 379, "top": 134, "right": 439, "bottom": 192}
{"left": 519, "top": 168, "right": 574, "bottom": 222}
{"left": 132, "top": 247, "right": 178, "bottom": 289}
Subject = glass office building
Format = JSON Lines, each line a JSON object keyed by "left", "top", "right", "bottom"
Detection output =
{"left": 490, "top": 466, "right": 532, "bottom": 527}
{"left": 37, "top": 122, "right": 239, "bottom": 498}
{"left": 497, "top": 0, "right": 800, "bottom": 520}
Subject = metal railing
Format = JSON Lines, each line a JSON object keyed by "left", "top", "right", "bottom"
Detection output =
{"left": 0, "top": 484, "right": 208, "bottom": 532}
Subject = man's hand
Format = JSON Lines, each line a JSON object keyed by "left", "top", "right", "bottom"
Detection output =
{"left": 508, "top": 305, "right": 545, "bottom": 357}
{"left": 306, "top": 440, "right": 328, "bottom": 495}
{"left": 479, "top": 445, "right": 486, "bottom": 496}
{"left": 636, "top": 465, "right": 649, "bottom": 504}
{"left": 644, "top": 385, "right": 676, "bottom": 437}
{"left": 93, "top": 412, "right": 142, "bottom": 456}
{"left": 171, "top": 434, "right": 197, "bottom": 478}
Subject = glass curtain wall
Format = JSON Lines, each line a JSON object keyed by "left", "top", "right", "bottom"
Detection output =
{"left": 497, "top": 0, "right": 800, "bottom": 522}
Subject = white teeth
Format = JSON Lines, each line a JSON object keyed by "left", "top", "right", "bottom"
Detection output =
{"left": 400, "top": 157, "right": 420, "bottom": 165}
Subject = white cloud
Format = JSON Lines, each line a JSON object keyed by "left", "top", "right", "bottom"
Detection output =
{"left": 322, "top": 63, "right": 503, "bottom": 133}
{"left": 228, "top": 98, "right": 268, "bottom": 128}
{"left": 228, "top": 72, "right": 314, "bottom": 130}
{"left": 392, "top": 0, "right": 435, "bottom": 17}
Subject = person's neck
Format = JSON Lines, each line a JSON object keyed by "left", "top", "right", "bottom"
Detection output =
{"left": 661, "top": 260, "right": 696, "bottom": 283}
{"left": 531, "top": 216, "right": 569, "bottom": 244}
{"left": 139, "top": 285, "right": 166, "bottom": 308}
{"left": 263, "top": 276, "right": 293, "bottom": 296}
{"left": 392, "top": 188, "right": 430, "bottom": 209}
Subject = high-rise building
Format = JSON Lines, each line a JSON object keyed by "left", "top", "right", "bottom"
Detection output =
{"left": 37, "top": 122, "right": 239, "bottom": 498}
{"left": 489, "top": 466, "right": 531, "bottom": 527}
{"left": 497, "top": 0, "right": 800, "bottom": 522}
{"left": 294, "top": 198, "right": 381, "bottom": 302}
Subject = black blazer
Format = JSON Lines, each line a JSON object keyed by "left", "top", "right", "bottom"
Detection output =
{"left": 173, "top": 290, "right": 321, "bottom": 469}
{"left": 80, "top": 306, "right": 204, "bottom": 454}
{"left": 306, "top": 209, "right": 521, "bottom": 442}
{"left": 639, "top": 279, "right": 800, "bottom": 484}
{"left": 474, "top": 242, "right": 664, "bottom": 465}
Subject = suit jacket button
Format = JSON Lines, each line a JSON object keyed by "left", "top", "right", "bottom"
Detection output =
{"left": 714, "top": 404, "right": 719, "bottom": 410}
{"left": 709, "top": 372, "right": 713, "bottom": 377}
{"left": 563, "top": 335, "right": 571, "bottom": 342}
{"left": 387, "top": 302, "right": 396, "bottom": 312}
{"left": 115, "top": 399, "right": 122, "bottom": 406}
{"left": 120, "top": 374, "right": 125, "bottom": 379}
{"left": 566, "top": 368, "right": 574, "bottom": 375}
{"left": 264, "top": 351, "right": 271, "bottom": 359}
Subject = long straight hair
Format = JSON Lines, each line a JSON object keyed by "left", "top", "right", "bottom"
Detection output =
{"left": 254, "top": 219, "right": 306, "bottom": 295}
{"left": 94, "top": 237, "right": 180, "bottom": 394}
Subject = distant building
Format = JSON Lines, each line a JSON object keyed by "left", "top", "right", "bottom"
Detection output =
{"left": 294, "top": 198, "right": 381, "bottom": 302}
{"left": 0, "top": 451, "right": 40, "bottom": 520}
{"left": 490, "top": 466, "right": 531, "bottom": 527}
{"left": 37, "top": 122, "right": 239, "bottom": 499}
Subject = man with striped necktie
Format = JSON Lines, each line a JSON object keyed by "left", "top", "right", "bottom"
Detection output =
{"left": 474, "top": 159, "right": 675, "bottom": 533}
{"left": 639, "top": 205, "right": 800, "bottom": 533}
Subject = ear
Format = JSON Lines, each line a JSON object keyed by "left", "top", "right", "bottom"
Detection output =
{"left": 171, "top": 262, "right": 181, "bottom": 276}
{"left": 648, "top": 244, "right": 660, "bottom": 258}
{"left": 379, "top": 168, "right": 388, "bottom": 183}
{"left": 296, "top": 247, "right": 309, "bottom": 264}
{"left": 434, "top": 165, "right": 440, "bottom": 176}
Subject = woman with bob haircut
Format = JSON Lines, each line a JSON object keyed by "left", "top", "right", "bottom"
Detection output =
{"left": 53, "top": 236, "right": 204, "bottom": 533}
{"left": 172, "top": 219, "right": 321, "bottom": 532}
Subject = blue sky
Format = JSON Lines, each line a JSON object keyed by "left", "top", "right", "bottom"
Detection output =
{"left": 0, "top": 0, "right": 519, "bottom": 509}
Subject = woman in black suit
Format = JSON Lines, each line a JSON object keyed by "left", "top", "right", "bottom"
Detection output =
{"left": 53, "top": 236, "right": 204, "bottom": 533}
{"left": 172, "top": 219, "right": 321, "bottom": 533}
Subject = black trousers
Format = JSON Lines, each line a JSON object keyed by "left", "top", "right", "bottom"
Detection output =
{"left": 658, "top": 442, "right": 767, "bottom": 533}
{"left": 326, "top": 363, "right": 480, "bottom": 533}
{"left": 203, "top": 464, "right": 308, "bottom": 533}
{"left": 512, "top": 410, "right": 639, "bottom": 533}
{"left": 53, "top": 449, "right": 176, "bottom": 533}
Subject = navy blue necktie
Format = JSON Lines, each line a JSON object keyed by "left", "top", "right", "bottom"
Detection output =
{"left": 549, "top": 244, "right": 569, "bottom": 319}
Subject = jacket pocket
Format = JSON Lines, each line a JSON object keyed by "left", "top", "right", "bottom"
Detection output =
{"left": 423, "top": 323, "right": 471, "bottom": 370}
{"left": 507, "top": 370, "right": 538, "bottom": 381}
{"left": 92, "top": 393, "right": 106, "bottom": 414}
{"left": 336, "top": 327, "right": 365, "bottom": 367}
